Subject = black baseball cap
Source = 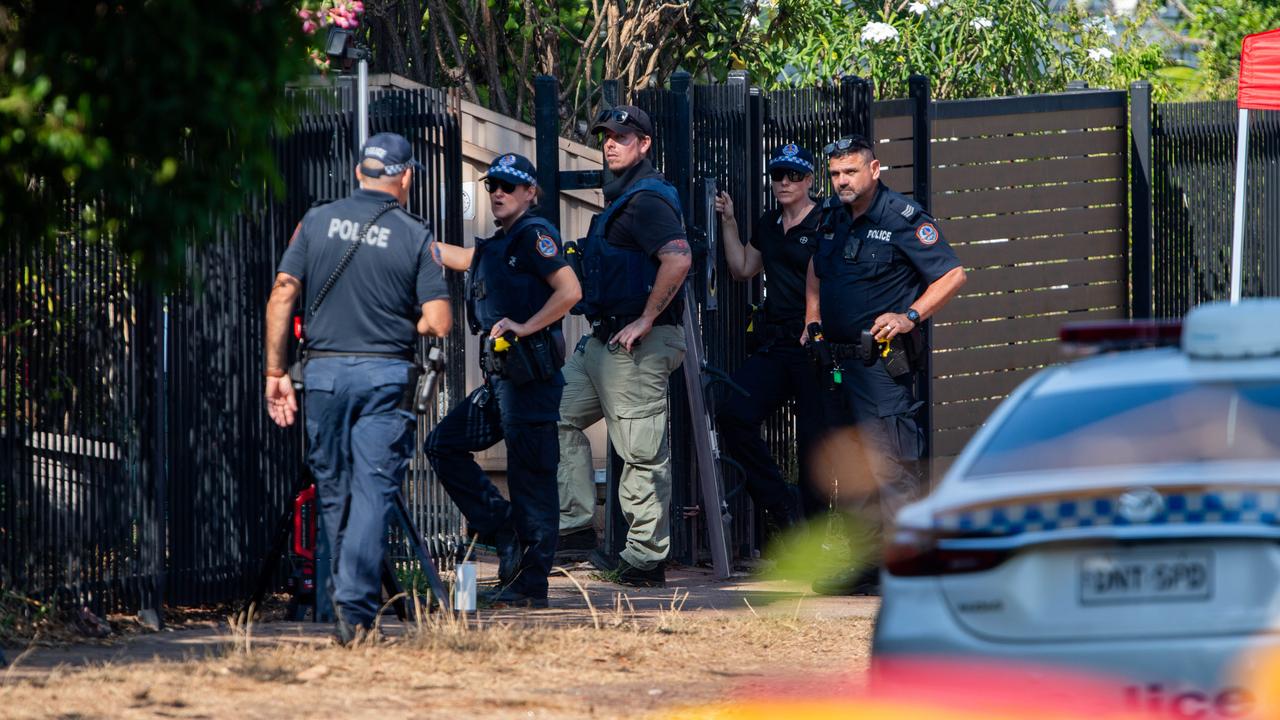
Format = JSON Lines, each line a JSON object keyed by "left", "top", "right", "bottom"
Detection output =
{"left": 590, "top": 105, "right": 654, "bottom": 136}
{"left": 480, "top": 153, "right": 537, "bottom": 186}
{"left": 768, "top": 143, "right": 816, "bottom": 174}
{"left": 359, "top": 132, "right": 423, "bottom": 177}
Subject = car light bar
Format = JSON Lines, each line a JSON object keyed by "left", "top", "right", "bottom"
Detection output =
{"left": 1058, "top": 319, "right": 1182, "bottom": 357}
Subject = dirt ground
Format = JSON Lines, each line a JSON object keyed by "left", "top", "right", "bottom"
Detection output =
{"left": 0, "top": 561, "right": 878, "bottom": 719}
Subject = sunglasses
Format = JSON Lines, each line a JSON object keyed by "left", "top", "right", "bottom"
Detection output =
{"left": 595, "top": 108, "right": 644, "bottom": 133}
{"left": 483, "top": 178, "right": 521, "bottom": 194}
{"left": 823, "top": 136, "right": 874, "bottom": 156}
{"left": 770, "top": 169, "right": 808, "bottom": 183}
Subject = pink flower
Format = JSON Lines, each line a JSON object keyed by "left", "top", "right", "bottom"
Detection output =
{"left": 302, "top": 19, "right": 317, "bottom": 33}
{"left": 335, "top": 16, "right": 349, "bottom": 28}
{"left": 352, "top": 1, "right": 364, "bottom": 12}
{"left": 298, "top": 8, "right": 311, "bottom": 19}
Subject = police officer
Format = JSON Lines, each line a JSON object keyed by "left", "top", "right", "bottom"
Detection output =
{"left": 803, "top": 135, "right": 966, "bottom": 595}
{"left": 424, "top": 153, "right": 580, "bottom": 608}
{"left": 557, "top": 105, "right": 690, "bottom": 588}
{"left": 714, "top": 143, "right": 830, "bottom": 533}
{"left": 264, "top": 132, "right": 452, "bottom": 642}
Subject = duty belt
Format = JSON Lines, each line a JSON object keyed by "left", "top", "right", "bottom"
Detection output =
{"left": 305, "top": 350, "right": 415, "bottom": 361}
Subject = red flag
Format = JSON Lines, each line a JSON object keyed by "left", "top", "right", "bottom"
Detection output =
{"left": 1239, "top": 28, "right": 1280, "bottom": 110}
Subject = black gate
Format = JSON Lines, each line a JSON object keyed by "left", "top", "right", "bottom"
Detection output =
{"left": 1131, "top": 90, "right": 1280, "bottom": 318}
{"left": 3, "top": 79, "right": 467, "bottom": 614}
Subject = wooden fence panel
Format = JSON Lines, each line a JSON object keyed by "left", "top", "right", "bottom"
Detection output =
{"left": 927, "top": 91, "right": 1129, "bottom": 475}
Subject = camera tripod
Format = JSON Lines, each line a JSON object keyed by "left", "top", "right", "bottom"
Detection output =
{"left": 245, "top": 347, "right": 452, "bottom": 622}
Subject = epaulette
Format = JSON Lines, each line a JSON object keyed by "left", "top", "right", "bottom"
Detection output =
{"left": 884, "top": 192, "right": 930, "bottom": 227}
{"left": 401, "top": 209, "right": 432, "bottom": 228}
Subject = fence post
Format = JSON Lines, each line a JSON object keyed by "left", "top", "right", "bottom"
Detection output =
{"left": 534, "top": 75, "right": 561, "bottom": 229}
{"left": 840, "top": 75, "right": 874, "bottom": 140}
{"left": 747, "top": 85, "right": 765, "bottom": 284}
{"left": 908, "top": 74, "right": 934, "bottom": 471}
{"left": 1129, "top": 81, "right": 1154, "bottom": 319}
{"left": 669, "top": 70, "right": 694, "bottom": 223}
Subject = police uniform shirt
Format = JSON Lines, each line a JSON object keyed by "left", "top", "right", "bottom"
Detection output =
{"left": 480, "top": 213, "right": 569, "bottom": 324}
{"left": 814, "top": 182, "right": 961, "bottom": 342}
{"left": 750, "top": 202, "right": 823, "bottom": 327}
{"left": 278, "top": 188, "right": 449, "bottom": 354}
{"left": 600, "top": 158, "right": 686, "bottom": 325}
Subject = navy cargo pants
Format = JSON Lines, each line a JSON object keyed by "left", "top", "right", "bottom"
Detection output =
{"left": 425, "top": 378, "right": 560, "bottom": 599}
{"left": 303, "top": 356, "right": 416, "bottom": 629}
{"left": 717, "top": 341, "right": 832, "bottom": 523}
{"left": 834, "top": 359, "right": 925, "bottom": 529}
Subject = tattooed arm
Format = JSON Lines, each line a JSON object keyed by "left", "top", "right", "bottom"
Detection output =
{"left": 264, "top": 272, "right": 302, "bottom": 427}
{"left": 429, "top": 239, "right": 475, "bottom": 272}
{"left": 610, "top": 237, "right": 692, "bottom": 352}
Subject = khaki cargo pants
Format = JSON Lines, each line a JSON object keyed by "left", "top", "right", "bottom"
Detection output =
{"left": 557, "top": 324, "right": 686, "bottom": 570}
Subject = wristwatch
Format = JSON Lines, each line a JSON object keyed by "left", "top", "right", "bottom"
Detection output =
{"left": 904, "top": 308, "right": 921, "bottom": 325}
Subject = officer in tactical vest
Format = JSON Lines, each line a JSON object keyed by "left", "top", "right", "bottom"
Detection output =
{"left": 802, "top": 134, "right": 966, "bottom": 595}
{"left": 424, "top": 153, "right": 581, "bottom": 608}
{"left": 714, "top": 143, "right": 832, "bottom": 536}
{"left": 264, "top": 132, "right": 452, "bottom": 643}
{"left": 557, "top": 105, "right": 690, "bottom": 588}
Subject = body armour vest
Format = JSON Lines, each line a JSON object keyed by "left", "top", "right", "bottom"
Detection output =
{"left": 576, "top": 177, "right": 682, "bottom": 320}
{"left": 466, "top": 215, "right": 559, "bottom": 334}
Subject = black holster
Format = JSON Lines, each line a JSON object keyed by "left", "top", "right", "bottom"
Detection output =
{"left": 480, "top": 327, "right": 565, "bottom": 385}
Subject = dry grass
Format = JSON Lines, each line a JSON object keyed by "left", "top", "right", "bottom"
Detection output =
{"left": 0, "top": 608, "right": 873, "bottom": 719}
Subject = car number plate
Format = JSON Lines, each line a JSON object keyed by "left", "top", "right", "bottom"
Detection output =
{"left": 1078, "top": 550, "right": 1212, "bottom": 606}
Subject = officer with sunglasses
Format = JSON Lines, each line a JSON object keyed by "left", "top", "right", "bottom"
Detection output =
{"left": 557, "top": 105, "right": 690, "bottom": 588}
{"left": 424, "top": 153, "right": 581, "bottom": 608}
{"left": 802, "top": 135, "right": 966, "bottom": 595}
{"left": 713, "top": 144, "right": 832, "bottom": 538}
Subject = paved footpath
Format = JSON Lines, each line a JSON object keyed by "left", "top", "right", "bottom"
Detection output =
{"left": 1, "top": 560, "right": 879, "bottom": 682}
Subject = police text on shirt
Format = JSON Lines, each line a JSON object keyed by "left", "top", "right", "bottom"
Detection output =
{"left": 328, "top": 218, "right": 392, "bottom": 248}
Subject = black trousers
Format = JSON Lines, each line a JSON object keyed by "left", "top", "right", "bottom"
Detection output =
{"left": 716, "top": 342, "right": 832, "bottom": 521}
{"left": 424, "top": 380, "right": 560, "bottom": 598}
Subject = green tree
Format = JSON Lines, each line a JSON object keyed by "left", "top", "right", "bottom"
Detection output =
{"left": 0, "top": 1, "right": 311, "bottom": 284}
{"left": 750, "top": 0, "right": 1172, "bottom": 99}
{"left": 1172, "top": 0, "right": 1280, "bottom": 99}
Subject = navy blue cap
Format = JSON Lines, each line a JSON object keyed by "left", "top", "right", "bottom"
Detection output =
{"left": 480, "top": 153, "right": 537, "bottom": 186}
{"left": 767, "top": 143, "right": 816, "bottom": 174}
{"left": 359, "top": 132, "right": 423, "bottom": 177}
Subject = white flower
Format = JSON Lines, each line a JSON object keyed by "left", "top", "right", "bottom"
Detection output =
{"left": 970, "top": 17, "right": 994, "bottom": 30}
{"left": 908, "top": 2, "right": 928, "bottom": 14}
{"left": 1087, "top": 47, "right": 1114, "bottom": 61}
{"left": 1084, "top": 16, "right": 1118, "bottom": 37}
{"left": 928, "top": 0, "right": 944, "bottom": 7}
{"left": 860, "top": 21, "right": 900, "bottom": 44}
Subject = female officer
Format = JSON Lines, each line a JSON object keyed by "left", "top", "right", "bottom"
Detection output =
{"left": 425, "top": 153, "right": 581, "bottom": 608}
{"left": 714, "top": 143, "right": 830, "bottom": 535}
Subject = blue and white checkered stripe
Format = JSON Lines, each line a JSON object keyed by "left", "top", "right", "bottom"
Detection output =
{"left": 769, "top": 155, "right": 814, "bottom": 172}
{"left": 490, "top": 166, "right": 536, "bottom": 184}
{"left": 934, "top": 490, "right": 1280, "bottom": 536}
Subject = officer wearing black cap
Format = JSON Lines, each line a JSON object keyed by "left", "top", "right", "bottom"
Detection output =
{"left": 264, "top": 132, "right": 452, "bottom": 642}
{"left": 424, "top": 153, "right": 581, "bottom": 608}
{"left": 804, "top": 134, "right": 966, "bottom": 595}
{"left": 557, "top": 104, "right": 690, "bottom": 587}
{"left": 714, "top": 143, "right": 831, "bottom": 534}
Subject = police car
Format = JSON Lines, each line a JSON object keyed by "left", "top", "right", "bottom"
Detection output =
{"left": 872, "top": 299, "right": 1280, "bottom": 719}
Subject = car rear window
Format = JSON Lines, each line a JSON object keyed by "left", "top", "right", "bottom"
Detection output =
{"left": 965, "top": 381, "right": 1280, "bottom": 478}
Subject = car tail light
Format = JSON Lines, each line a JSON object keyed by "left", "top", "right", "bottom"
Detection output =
{"left": 1059, "top": 319, "right": 1181, "bottom": 357}
{"left": 884, "top": 526, "right": 1011, "bottom": 577}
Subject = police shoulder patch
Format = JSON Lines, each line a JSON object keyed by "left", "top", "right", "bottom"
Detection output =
{"left": 916, "top": 222, "right": 939, "bottom": 246}
{"left": 535, "top": 232, "right": 558, "bottom": 258}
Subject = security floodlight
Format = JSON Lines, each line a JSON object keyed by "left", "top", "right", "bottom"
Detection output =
{"left": 325, "top": 27, "right": 367, "bottom": 73}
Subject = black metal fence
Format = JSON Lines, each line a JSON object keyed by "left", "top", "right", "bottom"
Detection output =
{"left": 3, "top": 79, "right": 466, "bottom": 615}
{"left": 1131, "top": 88, "right": 1280, "bottom": 318}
